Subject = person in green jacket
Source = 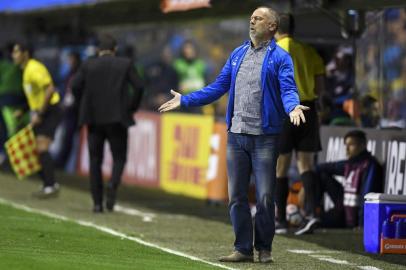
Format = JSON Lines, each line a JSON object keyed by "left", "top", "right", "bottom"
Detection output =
{"left": 173, "top": 40, "right": 211, "bottom": 114}
{"left": 0, "top": 44, "right": 28, "bottom": 164}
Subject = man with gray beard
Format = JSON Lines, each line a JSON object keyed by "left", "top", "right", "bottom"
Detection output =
{"left": 159, "top": 7, "right": 308, "bottom": 263}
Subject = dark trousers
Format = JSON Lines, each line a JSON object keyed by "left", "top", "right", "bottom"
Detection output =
{"left": 227, "top": 132, "right": 279, "bottom": 255}
{"left": 88, "top": 123, "right": 128, "bottom": 206}
{"left": 317, "top": 169, "right": 345, "bottom": 228}
{"left": 56, "top": 107, "right": 78, "bottom": 168}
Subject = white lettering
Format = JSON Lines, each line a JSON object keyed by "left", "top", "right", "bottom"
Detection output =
{"left": 381, "top": 141, "right": 387, "bottom": 163}
{"left": 207, "top": 155, "right": 218, "bottom": 181}
{"left": 206, "top": 134, "right": 220, "bottom": 181}
{"left": 323, "top": 193, "right": 335, "bottom": 212}
{"left": 384, "top": 243, "right": 405, "bottom": 249}
{"left": 387, "top": 141, "right": 398, "bottom": 194}
{"left": 344, "top": 171, "right": 356, "bottom": 193}
{"left": 367, "top": 140, "right": 376, "bottom": 156}
{"left": 396, "top": 142, "right": 405, "bottom": 194}
{"left": 326, "top": 137, "right": 345, "bottom": 162}
{"left": 125, "top": 120, "right": 157, "bottom": 181}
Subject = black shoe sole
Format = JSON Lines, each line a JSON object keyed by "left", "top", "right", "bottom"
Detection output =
{"left": 295, "top": 219, "right": 319, "bottom": 235}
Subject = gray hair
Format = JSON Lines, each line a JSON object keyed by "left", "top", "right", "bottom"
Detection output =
{"left": 256, "top": 6, "right": 280, "bottom": 28}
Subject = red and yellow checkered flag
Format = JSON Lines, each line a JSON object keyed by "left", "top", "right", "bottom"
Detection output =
{"left": 4, "top": 125, "right": 41, "bottom": 179}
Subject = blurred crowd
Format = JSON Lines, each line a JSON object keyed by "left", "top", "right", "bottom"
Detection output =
{"left": 1, "top": 8, "right": 406, "bottom": 169}
{"left": 357, "top": 8, "right": 406, "bottom": 129}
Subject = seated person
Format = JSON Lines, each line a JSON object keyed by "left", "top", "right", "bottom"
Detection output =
{"left": 315, "top": 130, "right": 383, "bottom": 229}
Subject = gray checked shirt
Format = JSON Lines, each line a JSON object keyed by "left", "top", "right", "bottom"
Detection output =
{"left": 230, "top": 41, "right": 269, "bottom": 135}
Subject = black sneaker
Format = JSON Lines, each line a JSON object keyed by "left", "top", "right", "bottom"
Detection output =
{"left": 275, "top": 220, "right": 288, "bottom": 234}
{"left": 294, "top": 217, "right": 319, "bottom": 235}
{"left": 32, "top": 183, "right": 60, "bottom": 199}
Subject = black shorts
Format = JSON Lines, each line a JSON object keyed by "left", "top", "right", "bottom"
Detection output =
{"left": 279, "top": 101, "right": 321, "bottom": 154}
{"left": 33, "top": 103, "right": 62, "bottom": 139}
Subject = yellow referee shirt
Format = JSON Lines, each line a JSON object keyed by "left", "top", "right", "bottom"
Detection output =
{"left": 277, "top": 37, "right": 325, "bottom": 102}
{"left": 23, "top": 59, "right": 60, "bottom": 111}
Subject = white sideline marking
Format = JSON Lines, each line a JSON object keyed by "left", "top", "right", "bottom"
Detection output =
{"left": 358, "top": 267, "right": 382, "bottom": 270}
{"left": 115, "top": 204, "right": 155, "bottom": 222}
{"left": 0, "top": 198, "right": 237, "bottom": 270}
{"left": 288, "top": 249, "right": 382, "bottom": 270}
{"left": 288, "top": 249, "right": 339, "bottom": 254}
{"left": 309, "top": 255, "right": 355, "bottom": 265}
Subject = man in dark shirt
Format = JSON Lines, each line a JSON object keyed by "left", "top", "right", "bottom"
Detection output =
{"left": 72, "top": 35, "right": 144, "bottom": 213}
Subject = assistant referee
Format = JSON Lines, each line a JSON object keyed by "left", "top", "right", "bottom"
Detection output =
{"left": 12, "top": 41, "right": 62, "bottom": 198}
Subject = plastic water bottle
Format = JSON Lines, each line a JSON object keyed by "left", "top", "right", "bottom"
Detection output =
{"left": 382, "top": 219, "right": 396, "bottom": 239}
{"left": 394, "top": 219, "right": 406, "bottom": 239}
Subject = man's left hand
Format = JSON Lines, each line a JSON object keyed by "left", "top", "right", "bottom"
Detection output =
{"left": 289, "top": 105, "right": 310, "bottom": 126}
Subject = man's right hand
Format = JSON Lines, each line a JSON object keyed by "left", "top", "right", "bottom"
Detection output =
{"left": 158, "top": 90, "right": 181, "bottom": 113}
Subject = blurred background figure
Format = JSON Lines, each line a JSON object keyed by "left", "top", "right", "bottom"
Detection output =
{"left": 55, "top": 51, "right": 81, "bottom": 169}
{"left": 274, "top": 13, "right": 326, "bottom": 236}
{"left": 173, "top": 40, "right": 210, "bottom": 114}
{"left": 326, "top": 47, "right": 355, "bottom": 107}
{"left": 144, "top": 46, "right": 178, "bottom": 110}
{"left": 119, "top": 44, "right": 145, "bottom": 80}
{"left": 71, "top": 35, "right": 144, "bottom": 213}
{"left": 385, "top": 56, "right": 406, "bottom": 128}
{"left": 320, "top": 94, "right": 356, "bottom": 126}
{"left": 0, "top": 43, "right": 27, "bottom": 167}
{"left": 360, "top": 94, "right": 380, "bottom": 128}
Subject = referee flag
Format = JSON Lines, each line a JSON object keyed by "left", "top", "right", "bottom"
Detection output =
{"left": 4, "top": 125, "right": 41, "bottom": 179}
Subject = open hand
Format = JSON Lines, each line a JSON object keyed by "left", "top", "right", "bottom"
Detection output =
{"left": 289, "top": 105, "right": 309, "bottom": 126}
{"left": 158, "top": 90, "right": 181, "bottom": 113}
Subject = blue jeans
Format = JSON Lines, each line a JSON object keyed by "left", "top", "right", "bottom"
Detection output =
{"left": 227, "top": 132, "right": 279, "bottom": 255}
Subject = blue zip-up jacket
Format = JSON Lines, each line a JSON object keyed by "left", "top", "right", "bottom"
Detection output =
{"left": 180, "top": 38, "right": 300, "bottom": 134}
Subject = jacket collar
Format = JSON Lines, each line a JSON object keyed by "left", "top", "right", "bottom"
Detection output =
{"left": 243, "top": 38, "right": 277, "bottom": 51}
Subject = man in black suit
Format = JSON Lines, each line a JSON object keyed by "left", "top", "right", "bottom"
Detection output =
{"left": 72, "top": 35, "right": 144, "bottom": 213}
